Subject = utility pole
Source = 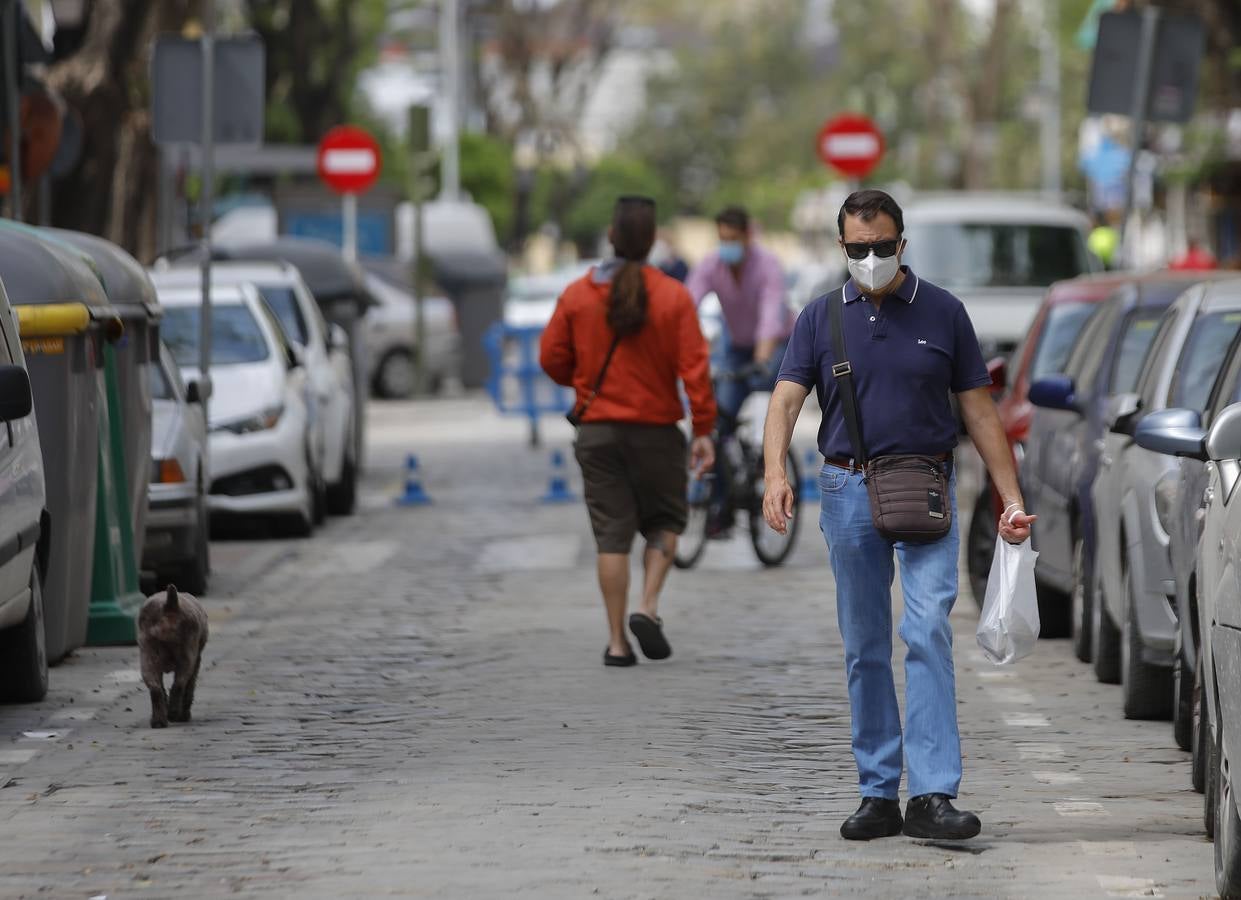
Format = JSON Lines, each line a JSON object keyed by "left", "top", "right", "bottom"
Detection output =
{"left": 1120, "top": 5, "right": 1160, "bottom": 266}
{"left": 439, "top": 0, "right": 461, "bottom": 202}
{"left": 3, "top": 0, "right": 21, "bottom": 220}
{"left": 1039, "top": 0, "right": 1061, "bottom": 199}
{"left": 199, "top": 0, "right": 216, "bottom": 414}
{"left": 409, "top": 104, "right": 436, "bottom": 397}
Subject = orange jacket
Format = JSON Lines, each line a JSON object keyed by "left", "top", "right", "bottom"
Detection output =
{"left": 540, "top": 265, "right": 717, "bottom": 437}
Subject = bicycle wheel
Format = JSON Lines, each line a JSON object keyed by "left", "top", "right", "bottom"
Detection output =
{"left": 675, "top": 467, "right": 711, "bottom": 569}
{"left": 750, "top": 447, "right": 801, "bottom": 567}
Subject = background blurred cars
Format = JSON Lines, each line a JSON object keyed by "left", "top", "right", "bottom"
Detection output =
{"left": 902, "top": 193, "right": 1097, "bottom": 355}
{"left": 503, "top": 261, "right": 596, "bottom": 329}
{"left": 143, "top": 342, "right": 209, "bottom": 594}
{"left": 0, "top": 283, "right": 47, "bottom": 702}
{"left": 158, "top": 282, "right": 322, "bottom": 538}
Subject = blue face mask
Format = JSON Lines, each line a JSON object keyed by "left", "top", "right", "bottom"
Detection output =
{"left": 718, "top": 241, "right": 745, "bottom": 265}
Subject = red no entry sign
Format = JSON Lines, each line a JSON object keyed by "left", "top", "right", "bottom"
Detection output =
{"left": 317, "top": 126, "right": 382, "bottom": 195}
{"left": 817, "top": 114, "right": 885, "bottom": 180}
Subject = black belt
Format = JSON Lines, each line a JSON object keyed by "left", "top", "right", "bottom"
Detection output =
{"left": 823, "top": 452, "right": 953, "bottom": 475}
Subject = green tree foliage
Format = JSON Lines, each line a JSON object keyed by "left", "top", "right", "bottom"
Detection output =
{"left": 460, "top": 133, "right": 516, "bottom": 243}
{"left": 562, "top": 155, "right": 674, "bottom": 255}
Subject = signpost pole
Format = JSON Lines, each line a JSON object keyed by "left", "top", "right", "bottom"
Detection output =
{"left": 342, "top": 191, "right": 358, "bottom": 263}
{"left": 1120, "top": 5, "right": 1159, "bottom": 264}
{"left": 3, "top": 0, "right": 22, "bottom": 220}
{"left": 199, "top": 1, "right": 217, "bottom": 423}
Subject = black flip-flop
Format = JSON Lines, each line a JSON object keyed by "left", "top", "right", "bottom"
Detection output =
{"left": 603, "top": 646, "right": 637, "bottom": 667}
{"left": 628, "top": 613, "right": 672, "bottom": 660}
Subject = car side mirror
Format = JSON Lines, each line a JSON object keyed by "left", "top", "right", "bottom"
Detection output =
{"left": 1107, "top": 392, "right": 1142, "bottom": 436}
{"left": 1028, "top": 375, "right": 1080, "bottom": 414}
{"left": 185, "top": 377, "right": 212, "bottom": 405}
{"left": 1134, "top": 407, "right": 1206, "bottom": 460}
{"left": 986, "top": 356, "right": 1007, "bottom": 394}
{"left": 1206, "top": 403, "right": 1241, "bottom": 463}
{"left": 0, "top": 364, "right": 33, "bottom": 420}
{"left": 329, "top": 323, "right": 349, "bottom": 352}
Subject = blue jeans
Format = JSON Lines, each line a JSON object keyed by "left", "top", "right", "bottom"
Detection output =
{"left": 818, "top": 465, "right": 962, "bottom": 800}
{"left": 715, "top": 341, "right": 786, "bottom": 437}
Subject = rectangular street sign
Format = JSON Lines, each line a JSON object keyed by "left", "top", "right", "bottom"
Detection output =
{"left": 1087, "top": 11, "right": 1205, "bottom": 123}
{"left": 151, "top": 35, "right": 266, "bottom": 146}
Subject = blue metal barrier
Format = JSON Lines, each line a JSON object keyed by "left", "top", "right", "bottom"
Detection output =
{"left": 484, "top": 321, "right": 575, "bottom": 446}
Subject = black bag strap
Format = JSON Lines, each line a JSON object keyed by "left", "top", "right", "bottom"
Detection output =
{"left": 571, "top": 333, "right": 622, "bottom": 421}
{"left": 828, "top": 288, "right": 868, "bottom": 467}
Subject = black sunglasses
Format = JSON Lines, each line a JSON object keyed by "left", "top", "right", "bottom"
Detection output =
{"left": 842, "top": 239, "right": 902, "bottom": 260}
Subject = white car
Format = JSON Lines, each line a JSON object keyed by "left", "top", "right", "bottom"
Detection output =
{"left": 901, "top": 193, "right": 1097, "bottom": 354}
{"left": 157, "top": 282, "right": 321, "bottom": 537}
{"left": 151, "top": 263, "right": 358, "bottom": 515}
{"left": 504, "top": 261, "right": 598, "bottom": 328}
{"left": 362, "top": 271, "right": 461, "bottom": 397}
{"left": 143, "top": 342, "right": 209, "bottom": 593}
{"left": 0, "top": 291, "right": 48, "bottom": 703}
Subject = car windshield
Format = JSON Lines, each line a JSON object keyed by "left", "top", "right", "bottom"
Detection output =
{"left": 257, "top": 285, "right": 309, "bottom": 346}
{"left": 162, "top": 304, "right": 270, "bottom": 366}
{"left": 1029, "top": 302, "right": 1098, "bottom": 381}
{"left": 904, "top": 223, "right": 1088, "bottom": 289}
{"left": 150, "top": 362, "right": 176, "bottom": 401}
{"left": 1111, "top": 311, "right": 1164, "bottom": 394}
{"left": 1171, "top": 311, "right": 1241, "bottom": 412}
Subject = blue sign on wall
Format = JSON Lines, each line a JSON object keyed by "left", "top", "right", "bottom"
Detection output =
{"left": 284, "top": 211, "right": 392, "bottom": 256}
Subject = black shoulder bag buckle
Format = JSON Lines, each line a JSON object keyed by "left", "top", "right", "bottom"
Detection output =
{"left": 828, "top": 289, "right": 952, "bottom": 544}
{"left": 566, "top": 334, "right": 621, "bottom": 427}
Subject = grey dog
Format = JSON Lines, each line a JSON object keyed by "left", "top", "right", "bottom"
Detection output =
{"left": 138, "top": 585, "right": 209, "bottom": 728}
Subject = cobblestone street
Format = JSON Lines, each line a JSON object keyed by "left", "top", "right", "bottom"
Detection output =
{"left": 0, "top": 398, "right": 1217, "bottom": 899}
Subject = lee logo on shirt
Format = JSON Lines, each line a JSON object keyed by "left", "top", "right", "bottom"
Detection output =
{"left": 917, "top": 339, "right": 927, "bottom": 345}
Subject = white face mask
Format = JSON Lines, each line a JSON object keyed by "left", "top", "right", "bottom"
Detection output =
{"left": 846, "top": 251, "right": 900, "bottom": 293}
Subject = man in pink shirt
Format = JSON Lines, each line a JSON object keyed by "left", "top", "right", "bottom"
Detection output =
{"left": 686, "top": 206, "right": 793, "bottom": 533}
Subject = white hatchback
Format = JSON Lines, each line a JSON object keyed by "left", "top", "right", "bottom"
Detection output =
{"left": 157, "top": 283, "right": 320, "bottom": 537}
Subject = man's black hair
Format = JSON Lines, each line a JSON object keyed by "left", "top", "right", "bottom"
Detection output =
{"left": 837, "top": 189, "right": 904, "bottom": 238}
{"left": 715, "top": 205, "right": 750, "bottom": 232}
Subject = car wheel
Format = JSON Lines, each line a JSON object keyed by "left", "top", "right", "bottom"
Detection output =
{"left": 966, "top": 484, "right": 995, "bottom": 610}
{"left": 0, "top": 565, "right": 49, "bottom": 703}
{"left": 1194, "top": 654, "right": 1209, "bottom": 794}
{"left": 326, "top": 440, "right": 358, "bottom": 516}
{"left": 375, "top": 348, "right": 416, "bottom": 399}
{"left": 1070, "top": 533, "right": 1093, "bottom": 663}
{"left": 1035, "top": 576, "right": 1070, "bottom": 639}
{"left": 1092, "top": 564, "right": 1121, "bottom": 684}
{"left": 1174, "top": 648, "right": 1194, "bottom": 752}
{"left": 1120, "top": 566, "right": 1172, "bottom": 719}
{"left": 1216, "top": 726, "right": 1241, "bottom": 896}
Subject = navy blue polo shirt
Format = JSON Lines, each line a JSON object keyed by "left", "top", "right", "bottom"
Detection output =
{"left": 777, "top": 267, "right": 990, "bottom": 459}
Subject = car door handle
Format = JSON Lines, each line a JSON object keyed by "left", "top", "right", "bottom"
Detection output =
{"left": 1094, "top": 439, "right": 1106, "bottom": 453}
{"left": 1205, "top": 486, "right": 1215, "bottom": 505}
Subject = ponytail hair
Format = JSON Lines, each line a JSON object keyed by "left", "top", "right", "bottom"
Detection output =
{"left": 607, "top": 195, "right": 657, "bottom": 337}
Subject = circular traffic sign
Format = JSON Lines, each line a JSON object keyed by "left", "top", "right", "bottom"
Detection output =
{"left": 316, "top": 125, "right": 383, "bottom": 195}
{"left": 817, "top": 114, "right": 885, "bottom": 180}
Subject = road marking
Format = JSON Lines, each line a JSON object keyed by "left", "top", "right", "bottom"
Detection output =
{"left": 47, "top": 708, "right": 96, "bottom": 723}
{"left": 1096, "top": 874, "right": 1162, "bottom": 897}
{"left": 1079, "top": 841, "right": 1136, "bottom": 857}
{"left": 989, "top": 687, "right": 1036, "bottom": 704}
{"left": 1054, "top": 800, "right": 1108, "bottom": 817}
{"left": 0, "top": 749, "right": 39, "bottom": 764}
{"left": 299, "top": 540, "right": 400, "bottom": 577}
{"left": 475, "top": 534, "right": 583, "bottom": 573}
{"left": 20, "top": 730, "right": 69, "bottom": 741}
{"left": 1004, "top": 713, "right": 1051, "bottom": 727}
{"left": 976, "top": 669, "right": 1017, "bottom": 680}
{"left": 1032, "top": 771, "right": 1082, "bottom": 785}
{"left": 1017, "top": 742, "right": 1064, "bottom": 760}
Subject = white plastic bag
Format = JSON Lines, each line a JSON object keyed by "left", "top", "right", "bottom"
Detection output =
{"left": 975, "top": 533, "right": 1040, "bottom": 664}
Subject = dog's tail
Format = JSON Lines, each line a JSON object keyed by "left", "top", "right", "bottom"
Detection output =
{"left": 165, "top": 584, "right": 179, "bottom": 611}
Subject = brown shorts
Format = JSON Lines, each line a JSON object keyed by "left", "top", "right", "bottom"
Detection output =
{"left": 573, "top": 423, "right": 688, "bottom": 553}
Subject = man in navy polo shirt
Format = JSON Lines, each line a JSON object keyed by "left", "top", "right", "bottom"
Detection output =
{"left": 761, "top": 190, "right": 1035, "bottom": 842}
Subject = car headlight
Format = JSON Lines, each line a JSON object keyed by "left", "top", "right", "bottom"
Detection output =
{"left": 214, "top": 405, "right": 283, "bottom": 435}
{"left": 1153, "top": 471, "right": 1179, "bottom": 539}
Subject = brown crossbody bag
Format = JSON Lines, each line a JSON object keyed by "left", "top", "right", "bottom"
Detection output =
{"left": 828, "top": 290, "right": 952, "bottom": 544}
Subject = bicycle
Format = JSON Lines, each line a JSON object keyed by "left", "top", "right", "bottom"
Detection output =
{"left": 675, "top": 365, "right": 803, "bottom": 569}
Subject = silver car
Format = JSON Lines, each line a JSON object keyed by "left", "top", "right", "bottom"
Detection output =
{"left": 1092, "top": 278, "right": 1241, "bottom": 720}
{"left": 362, "top": 271, "right": 461, "bottom": 398}
{"left": 143, "top": 342, "right": 209, "bottom": 594}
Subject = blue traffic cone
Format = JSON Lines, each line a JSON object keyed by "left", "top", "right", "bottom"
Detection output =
{"left": 540, "top": 450, "right": 577, "bottom": 503}
{"left": 801, "top": 448, "right": 820, "bottom": 501}
{"left": 395, "top": 454, "right": 433, "bottom": 506}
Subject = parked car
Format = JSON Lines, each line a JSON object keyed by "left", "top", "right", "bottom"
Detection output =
{"left": 1023, "top": 273, "right": 1205, "bottom": 640}
{"left": 966, "top": 272, "right": 1129, "bottom": 606}
{"left": 143, "top": 341, "right": 210, "bottom": 594}
{"left": 360, "top": 260, "right": 462, "bottom": 397}
{"left": 504, "top": 261, "right": 596, "bottom": 328}
{"left": 157, "top": 282, "right": 322, "bottom": 537}
{"left": 1091, "top": 276, "right": 1241, "bottom": 721}
{"left": 1136, "top": 334, "right": 1241, "bottom": 893}
{"left": 902, "top": 193, "right": 1097, "bottom": 355}
{"left": 151, "top": 263, "right": 357, "bottom": 516}
{"left": 0, "top": 285, "right": 48, "bottom": 702}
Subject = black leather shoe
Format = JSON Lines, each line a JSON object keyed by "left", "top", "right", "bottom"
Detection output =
{"left": 902, "top": 793, "right": 981, "bottom": 840}
{"left": 840, "top": 797, "right": 903, "bottom": 840}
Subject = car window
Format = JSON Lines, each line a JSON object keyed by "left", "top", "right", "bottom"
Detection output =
{"left": 904, "top": 223, "right": 1089, "bottom": 290}
{"left": 1108, "top": 310, "right": 1163, "bottom": 394}
{"left": 1168, "top": 311, "right": 1241, "bottom": 413}
{"left": 1028, "top": 302, "right": 1098, "bottom": 381}
{"left": 0, "top": 309, "right": 13, "bottom": 364}
{"left": 162, "top": 304, "right": 271, "bottom": 366}
{"left": 150, "top": 360, "right": 177, "bottom": 401}
{"left": 256, "top": 284, "right": 310, "bottom": 346}
{"left": 1135, "top": 307, "right": 1180, "bottom": 406}
{"left": 1069, "top": 300, "right": 1120, "bottom": 387}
